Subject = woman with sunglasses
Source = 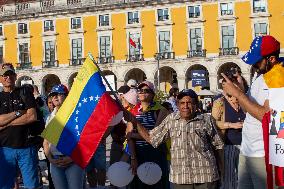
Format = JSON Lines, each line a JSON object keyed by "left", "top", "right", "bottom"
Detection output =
{"left": 127, "top": 81, "right": 170, "bottom": 189}
{"left": 212, "top": 74, "right": 246, "bottom": 189}
{"left": 43, "top": 84, "right": 85, "bottom": 189}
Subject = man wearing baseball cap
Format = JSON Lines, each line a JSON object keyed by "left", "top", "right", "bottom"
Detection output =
{"left": 125, "top": 89, "right": 224, "bottom": 189}
{"left": 222, "top": 35, "right": 284, "bottom": 189}
{"left": 0, "top": 63, "right": 40, "bottom": 188}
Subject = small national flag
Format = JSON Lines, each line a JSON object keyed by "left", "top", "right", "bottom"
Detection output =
{"left": 41, "top": 56, "right": 123, "bottom": 168}
{"left": 129, "top": 37, "right": 136, "bottom": 48}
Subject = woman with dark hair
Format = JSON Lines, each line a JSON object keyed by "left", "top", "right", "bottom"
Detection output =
{"left": 212, "top": 74, "right": 246, "bottom": 189}
{"left": 127, "top": 81, "right": 170, "bottom": 189}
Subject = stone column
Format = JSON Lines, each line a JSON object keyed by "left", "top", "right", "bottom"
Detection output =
{"left": 209, "top": 74, "right": 218, "bottom": 92}
{"left": 177, "top": 77, "right": 186, "bottom": 90}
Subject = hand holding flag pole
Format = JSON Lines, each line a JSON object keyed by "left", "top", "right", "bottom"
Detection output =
{"left": 88, "top": 53, "right": 136, "bottom": 123}
{"left": 87, "top": 52, "right": 122, "bottom": 107}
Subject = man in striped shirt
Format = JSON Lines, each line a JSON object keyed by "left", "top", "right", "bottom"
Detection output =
{"left": 126, "top": 89, "right": 224, "bottom": 189}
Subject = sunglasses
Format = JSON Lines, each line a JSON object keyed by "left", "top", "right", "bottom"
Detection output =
{"left": 138, "top": 88, "right": 152, "bottom": 94}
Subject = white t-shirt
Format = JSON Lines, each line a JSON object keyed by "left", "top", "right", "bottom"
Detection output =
{"left": 241, "top": 74, "right": 269, "bottom": 157}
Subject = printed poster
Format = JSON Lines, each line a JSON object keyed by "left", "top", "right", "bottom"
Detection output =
{"left": 269, "top": 88, "right": 284, "bottom": 166}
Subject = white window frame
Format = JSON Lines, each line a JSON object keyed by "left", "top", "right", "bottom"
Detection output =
{"left": 98, "top": 14, "right": 111, "bottom": 27}
{"left": 70, "top": 17, "right": 82, "bottom": 30}
{"left": 43, "top": 19, "right": 55, "bottom": 32}
{"left": 97, "top": 31, "right": 112, "bottom": 58}
{"left": 127, "top": 11, "right": 140, "bottom": 25}
{"left": 187, "top": 23, "right": 205, "bottom": 50}
{"left": 219, "top": 22, "right": 236, "bottom": 49}
{"left": 69, "top": 33, "right": 84, "bottom": 61}
{"left": 17, "top": 40, "right": 30, "bottom": 64}
{"left": 156, "top": 8, "right": 171, "bottom": 22}
{"left": 218, "top": 1, "right": 235, "bottom": 18}
{"left": 251, "top": 0, "right": 268, "bottom": 14}
{"left": 251, "top": 18, "right": 269, "bottom": 39}
{"left": 188, "top": 27, "right": 204, "bottom": 51}
{"left": 187, "top": 5, "right": 202, "bottom": 19}
{"left": 43, "top": 40, "right": 57, "bottom": 62}
{"left": 127, "top": 31, "right": 142, "bottom": 56}
{"left": 17, "top": 22, "right": 29, "bottom": 35}
{"left": 156, "top": 29, "right": 172, "bottom": 53}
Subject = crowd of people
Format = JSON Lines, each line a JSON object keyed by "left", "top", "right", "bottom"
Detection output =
{"left": 0, "top": 35, "right": 283, "bottom": 189}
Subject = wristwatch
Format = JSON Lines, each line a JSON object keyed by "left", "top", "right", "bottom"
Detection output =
{"left": 15, "top": 111, "right": 22, "bottom": 118}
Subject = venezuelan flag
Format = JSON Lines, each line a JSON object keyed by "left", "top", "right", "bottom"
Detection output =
{"left": 42, "top": 56, "right": 122, "bottom": 168}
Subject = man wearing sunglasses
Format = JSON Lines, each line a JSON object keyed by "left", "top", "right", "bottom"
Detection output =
{"left": 222, "top": 35, "right": 284, "bottom": 189}
{"left": 0, "top": 63, "right": 40, "bottom": 189}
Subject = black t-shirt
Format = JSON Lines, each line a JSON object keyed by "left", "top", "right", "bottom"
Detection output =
{"left": 0, "top": 87, "right": 36, "bottom": 148}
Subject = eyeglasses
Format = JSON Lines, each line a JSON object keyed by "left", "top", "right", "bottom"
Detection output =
{"left": 138, "top": 88, "right": 152, "bottom": 94}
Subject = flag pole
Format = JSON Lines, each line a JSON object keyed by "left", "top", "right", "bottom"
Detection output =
{"left": 87, "top": 52, "right": 122, "bottom": 107}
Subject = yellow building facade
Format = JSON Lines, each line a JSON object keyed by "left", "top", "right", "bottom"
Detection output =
{"left": 0, "top": 0, "right": 283, "bottom": 94}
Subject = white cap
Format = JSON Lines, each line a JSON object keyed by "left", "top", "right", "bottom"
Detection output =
{"left": 127, "top": 79, "right": 137, "bottom": 88}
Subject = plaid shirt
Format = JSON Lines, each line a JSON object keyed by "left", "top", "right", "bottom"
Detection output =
{"left": 149, "top": 112, "right": 224, "bottom": 184}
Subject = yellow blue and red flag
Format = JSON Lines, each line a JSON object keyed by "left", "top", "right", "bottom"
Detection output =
{"left": 42, "top": 56, "right": 122, "bottom": 168}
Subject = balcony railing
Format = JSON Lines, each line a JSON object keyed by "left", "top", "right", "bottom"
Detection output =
{"left": 69, "top": 58, "right": 85, "bottom": 66}
{"left": 219, "top": 47, "right": 239, "bottom": 56}
{"left": 187, "top": 49, "right": 206, "bottom": 58}
{"left": 67, "top": 0, "right": 81, "bottom": 5}
{"left": 40, "top": 0, "right": 55, "bottom": 11}
{"left": 42, "top": 60, "right": 59, "bottom": 68}
{"left": 126, "top": 54, "right": 144, "bottom": 62}
{"left": 253, "top": 7, "right": 266, "bottom": 13}
{"left": 3, "top": 1, "right": 208, "bottom": 18}
{"left": 16, "top": 62, "right": 32, "bottom": 70}
{"left": 97, "top": 56, "right": 114, "bottom": 64}
{"left": 158, "top": 15, "right": 169, "bottom": 21}
{"left": 155, "top": 52, "right": 175, "bottom": 60}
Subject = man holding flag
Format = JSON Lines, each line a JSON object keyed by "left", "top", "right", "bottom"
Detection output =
{"left": 222, "top": 35, "right": 284, "bottom": 189}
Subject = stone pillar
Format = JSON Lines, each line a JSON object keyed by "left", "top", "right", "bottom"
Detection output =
{"left": 177, "top": 77, "right": 186, "bottom": 90}
{"left": 209, "top": 75, "right": 218, "bottom": 92}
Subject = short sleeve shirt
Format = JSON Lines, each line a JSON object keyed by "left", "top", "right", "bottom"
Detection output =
{"left": 241, "top": 74, "right": 269, "bottom": 157}
{"left": 149, "top": 113, "right": 224, "bottom": 184}
{"left": 0, "top": 87, "right": 36, "bottom": 148}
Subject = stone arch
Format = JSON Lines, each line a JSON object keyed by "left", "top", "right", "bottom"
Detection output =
{"left": 101, "top": 70, "right": 117, "bottom": 91}
{"left": 124, "top": 68, "right": 147, "bottom": 84}
{"left": 42, "top": 74, "right": 61, "bottom": 96}
{"left": 16, "top": 75, "right": 34, "bottom": 87}
{"left": 68, "top": 72, "right": 78, "bottom": 89}
{"left": 154, "top": 66, "right": 178, "bottom": 93}
{"left": 185, "top": 64, "right": 210, "bottom": 90}
{"left": 217, "top": 62, "right": 241, "bottom": 89}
